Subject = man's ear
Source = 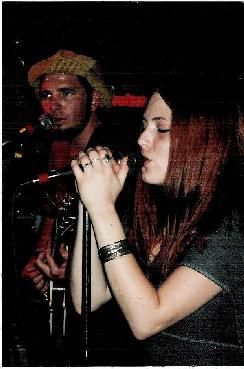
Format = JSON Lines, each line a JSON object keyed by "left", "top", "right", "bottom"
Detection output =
{"left": 91, "top": 91, "right": 101, "bottom": 112}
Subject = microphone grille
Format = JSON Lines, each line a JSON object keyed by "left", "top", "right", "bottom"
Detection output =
{"left": 113, "top": 151, "right": 142, "bottom": 173}
{"left": 38, "top": 113, "right": 54, "bottom": 130}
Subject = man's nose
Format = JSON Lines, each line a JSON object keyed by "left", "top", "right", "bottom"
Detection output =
{"left": 46, "top": 96, "right": 62, "bottom": 113}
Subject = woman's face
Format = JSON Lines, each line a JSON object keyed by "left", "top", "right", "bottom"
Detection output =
{"left": 138, "top": 92, "right": 172, "bottom": 185}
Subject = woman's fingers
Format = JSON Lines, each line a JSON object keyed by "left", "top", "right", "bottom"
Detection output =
{"left": 72, "top": 146, "right": 129, "bottom": 189}
{"left": 71, "top": 146, "right": 129, "bottom": 194}
{"left": 71, "top": 147, "right": 114, "bottom": 172}
{"left": 116, "top": 156, "right": 129, "bottom": 186}
{"left": 71, "top": 154, "right": 85, "bottom": 177}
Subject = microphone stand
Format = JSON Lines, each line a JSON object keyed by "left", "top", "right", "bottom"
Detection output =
{"left": 81, "top": 207, "right": 91, "bottom": 364}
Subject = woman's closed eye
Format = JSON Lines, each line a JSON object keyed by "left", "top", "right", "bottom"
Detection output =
{"left": 158, "top": 128, "right": 170, "bottom": 133}
{"left": 140, "top": 122, "right": 170, "bottom": 134}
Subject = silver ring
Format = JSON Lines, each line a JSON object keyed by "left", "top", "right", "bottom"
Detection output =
{"left": 90, "top": 158, "right": 101, "bottom": 164}
{"left": 102, "top": 154, "right": 113, "bottom": 163}
{"left": 83, "top": 162, "right": 91, "bottom": 168}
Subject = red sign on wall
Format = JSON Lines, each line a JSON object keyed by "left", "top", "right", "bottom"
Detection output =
{"left": 112, "top": 93, "right": 147, "bottom": 108}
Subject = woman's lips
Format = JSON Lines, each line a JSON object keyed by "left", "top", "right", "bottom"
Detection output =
{"left": 142, "top": 157, "right": 151, "bottom": 170}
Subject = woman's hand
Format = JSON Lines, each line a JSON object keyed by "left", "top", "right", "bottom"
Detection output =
{"left": 71, "top": 146, "right": 129, "bottom": 214}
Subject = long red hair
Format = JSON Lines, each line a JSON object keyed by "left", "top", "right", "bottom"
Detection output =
{"left": 129, "top": 99, "right": 240, "bottom": 275}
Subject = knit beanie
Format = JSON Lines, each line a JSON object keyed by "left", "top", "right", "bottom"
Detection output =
{"left": 28, "top": 50, "right": 112, "bottom": 108}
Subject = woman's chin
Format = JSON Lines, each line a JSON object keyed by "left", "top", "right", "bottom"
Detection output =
{"left": 142, "top": 172, "right": 157, "bottom": 185}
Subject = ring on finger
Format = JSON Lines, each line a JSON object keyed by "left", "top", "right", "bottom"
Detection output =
{"left": 90, "top": 158, "right": 101, "bottom": 164}
{"left": 83, "top": 162, "right": 91, "bottom": 168}
{"left": 102, "top": 153, "right": 113, "bottom": 163}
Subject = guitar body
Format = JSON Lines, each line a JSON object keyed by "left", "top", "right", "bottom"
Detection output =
{"left": 15, "top": 181, "right": 79, "bottom": 339}
{"left": 47, "top": 211, "right": 77, "bottom": 338}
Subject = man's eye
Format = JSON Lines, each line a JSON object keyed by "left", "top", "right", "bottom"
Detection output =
{"left": 158, "top": 128, "right": 170, "bottom": 133}
{"left": 39, "top": 92, "right": 51, "bottom": 100}
{"left": 61, "top": 89, "right": 75, "bottom": 96}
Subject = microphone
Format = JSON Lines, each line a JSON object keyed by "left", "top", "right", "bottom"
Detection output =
{"left": 2, "top": 113, "right": 54, "bottom": 149}
{"left": 21, "top": 151, "right": 142, "bottom": 186}
{"left": 18, "top": 113, "right": 54, "bottom": 135}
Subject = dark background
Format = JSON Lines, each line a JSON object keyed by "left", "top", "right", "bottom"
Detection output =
{"left": 2, "top": 1, "right": 244, "bottom": 366}
{"left": 3, "top": 1, "right": 244, "bottom": 138}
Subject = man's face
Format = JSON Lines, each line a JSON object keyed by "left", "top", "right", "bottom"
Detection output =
{"left": 38, "top": 74, "right": 89, "bottom": 131}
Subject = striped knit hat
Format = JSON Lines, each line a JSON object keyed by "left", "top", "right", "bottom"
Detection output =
{"left": 28, "top": 50, "right": 112, "bottom": 108}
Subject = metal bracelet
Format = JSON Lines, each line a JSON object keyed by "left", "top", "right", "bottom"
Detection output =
{"left": 98, "top": 239, "right": 131, "bottom": 263}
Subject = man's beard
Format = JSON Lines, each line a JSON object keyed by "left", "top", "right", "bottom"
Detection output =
{"left": 50, "top": 122, "right": 86, "bottom": 141}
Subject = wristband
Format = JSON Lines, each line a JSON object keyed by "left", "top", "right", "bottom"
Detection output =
{"left": 98, "top": 239, "right": 131, "bottom": 263}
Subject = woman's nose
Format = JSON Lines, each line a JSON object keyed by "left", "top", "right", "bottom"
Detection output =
{"left": 138, "top": 128, "right": 152, "bottom": 150}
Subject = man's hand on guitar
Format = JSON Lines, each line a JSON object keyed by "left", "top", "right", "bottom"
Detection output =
{"left": 35, "top": 243, "right": 69, "bottom": 281}
{"left": 21, "top": 255, "right": 50, "bottom": 293}
{"left": 22, "top": 244, "right": 68, "bottom": 293}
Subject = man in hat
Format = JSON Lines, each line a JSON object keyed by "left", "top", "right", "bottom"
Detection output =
{"left": 11, "top": 49, "right": 139, "bottom": 367}
{"left": 21, "top": 50, "right": 112, "bottom": 293}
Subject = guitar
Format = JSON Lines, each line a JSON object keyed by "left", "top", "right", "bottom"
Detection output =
{"left": 46, "top": 212, "right": 77, "bottom": 338}
{"left": 15, "top": 184, "right": 78, "bottom": 338}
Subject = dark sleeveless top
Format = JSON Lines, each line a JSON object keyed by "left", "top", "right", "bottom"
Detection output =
{"left": 139, "top": 213, "right": 244, "bottom": 366}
